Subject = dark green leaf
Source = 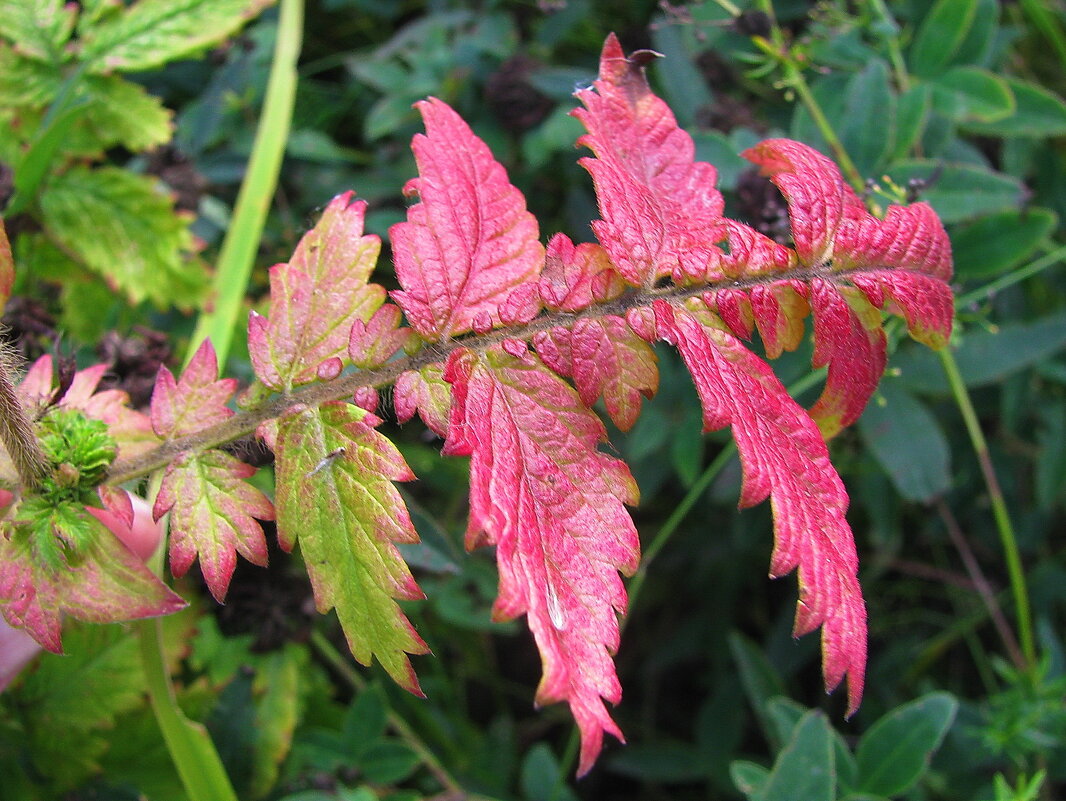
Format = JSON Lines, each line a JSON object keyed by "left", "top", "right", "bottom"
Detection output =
{"left": 757, "top": 710, "right": 835, "bottom": 801}
{"left": 963, "top": 77, "right": 1066, "bottom": 137}
{"left": 731, "top": 760, "right": 770, "bottom": 798}
{"left": 520, "top": 743, "right": 579, "bottom": 801}
{"left": 950, "top": 208, "right": 1057, "bottom": 280}
{"left": 909, "top": 0, "right": 978, "bottom": 78}
{"left": 929, "top": 67, "right": 1014, "bottom": 123}
{"left": 858, "top": 381, "right": 951, "bottom": 502}
{"left": 729, "top": 633, "right": 787, "bottom": 750}
{"left": 840, "top": 59, "right": 894, "bottom": 176}
{"left": 855, "top": 692, "right": 957, "bottom": 796}
{"left": 359, "top": 741, "right": 419, "bottom": 785}
{"left": 887, "top": 160, "right": 1024, "bottom": 223}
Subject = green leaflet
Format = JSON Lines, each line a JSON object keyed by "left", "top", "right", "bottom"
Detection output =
{"left": 81, "top": 0, "right": 274, "bottom": 74}
{"left": 273, "top": 402, "right": 428, "bottom": 693}
{"left": 0, "top": 0, "right": 76, "bottom": 64}
{"left": 37, "top": 166, "right": 207, "bottom": 308}
{"left": 81, "top": 74, "right": 173, "bottom": 152}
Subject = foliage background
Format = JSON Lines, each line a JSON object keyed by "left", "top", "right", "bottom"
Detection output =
{"left": 3, "top": 0, "right": 1066, "bottom": 799}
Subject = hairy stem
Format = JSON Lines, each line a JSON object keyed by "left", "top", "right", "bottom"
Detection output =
{"left": 106, "top": 264, "right": 891, "bottom": 485}
{"left": 0, "top": 343, "right": 47, "bottom": 488}
{"left": 938, "top": 347, "right": 1035, "bottom": 668}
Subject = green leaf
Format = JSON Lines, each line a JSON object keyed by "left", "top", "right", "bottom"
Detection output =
{"left": 858, "top": 381, "right": 951, "bottom": 502}
{"left": 273, "top": 402, "right": 428, "bottom": 693}
{"left": 341, "top": 685, "right": 388, "bottom": 759}
{"left": 729, "top": 632, "right": 787, "bottom": 750}
{"left": 909, "top": 0, "right": 978, "bottom": 78}
{"left": 757, "top": 710, "right": 835, "bottom": 801}
{"left": 929, "top": 67, "right": 1014, "bottom": 123}
{"left": 887, "top": 160, "right": 1024, "bottom": 223}
{"left": 520, "top": 743, "right": 579, "bottom": 801}
{"left": 950, "top": 208, "right": 1057, "bottom": 281}
{"left": 1037, "top": 401, "right": 1066, "bottom": 510}
{"left": 359, "top": 741, "right": 419, "bottom": 784}
{"left": 855, "top": 692, "right": 957, "bottom": 796}
{"left": 37, "top": 166, "right": 207, "bottom": 307}
{"left": 82, "top": 74, "right": 173, "bottom": 152}
{"left": 963, "top": 77, "right": 1066, "bottom": 137}
{"left": 731, "top": 760, "right": 770, "bottom": 799}
{"left": 840, "top": 58, "right": 894, "bottom": 176}
{"left": 81, "top": 0, "right": 273, "bottom": 74}
{"left": 891, "top": 85, "right": 930, "bottom": 161}
{"left": 896, "top": 311, "right": 1066, "bottom": 393}
{"left": 0, "top": 0, "right": 76, "bottom": 64}
{"left": 14, "top": 623, "right": 148, "bottom": 787}
{"left": 651, "top": 20, "right": 712, "bottom": 128}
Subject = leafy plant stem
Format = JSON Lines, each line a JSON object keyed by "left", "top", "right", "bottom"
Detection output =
{"left": 106, "top": 270, "right": 859, "bottom": 485}
{"left": 138, "top": 617, "right": 239, "bottom": 801}
{"left": 625, "top": 368, "right": 826, "bottom": 617}
{"left": 956, "top": 244, "right": 1066, "bottom": 309}
{"left": 308, "top": 628, "right": 465, "bottom": 796}
{"left": 186, "top": 0, "right": 304, "bottom": 367}
{"left": 935, "top": 498, "right": 1025, "bottom": 670}
{"left": 868, "top": 0, "right": 911, "bottom": 92}
{"left": 937, "top": 346, "right": 1036, "bottom": 670}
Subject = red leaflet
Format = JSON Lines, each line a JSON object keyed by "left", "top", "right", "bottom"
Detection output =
{"left": 741, "top": 139, "right": 953, "bottom": 433}
{"left": 538, "top": 234, "right": 625, "bottom": 312}
{"left": 534, "top": 318, "right": 658, "bottom": 432}
{"left": 391, "top": 98, "right": 544, "bottom": 340}
{"left": 574, "top": 34, "right": 726, "bottom": 287}
{"left": 393, "top": 364, "right": 451, "bottom": 438}
{"left": 443, "top": 346, "right": 640, "bottom": 775}
{"left": 654, "top": 299, "right": 866, "bottom": 712}
{"left": 249, "top": 192, "right": 385, "bottom": 391}
{"left": 151, "top": 339, "right": 272, "bottom": 601}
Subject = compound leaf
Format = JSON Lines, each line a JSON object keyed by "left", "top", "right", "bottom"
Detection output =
{"left": 273, "top": 401, "right": 428, "bottom": 693}
{"left": 443, "top": 346, "right": 640, "bottom": 775}
{"left": 390, "top": 97, "right": 543, "bottom": 340}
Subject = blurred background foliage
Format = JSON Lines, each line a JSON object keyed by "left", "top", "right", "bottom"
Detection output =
{"left": 3, "top": 0, "right": 1066, "bottom": 799}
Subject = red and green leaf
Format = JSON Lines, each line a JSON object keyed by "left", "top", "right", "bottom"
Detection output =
{"left": 249, "top": 192, "right": 385, "bottom": 391}
{"left": 273, "top": 401, "right": 428, "bottom": 692}
{"left": 394, "top": 364, "right": 451, "bottom": 438}
{"left": 154, "top": 450, "right": 272, "bottom": 602}
{"left": 574, "top": 34, "right": 727, "bottom": 287}
{"left": 390, "top": 98, "right": 544, "bottom": 340}
{"left": 151, "top": 339, "right": 236, "bottom": 438}
{"left": 443, "top": 346, "right": 640, "bottom": 775}
{"left": 0, "top": 511, "right": 185, "bottom": 653}
{"left": 654, "top": 299, "right": 866, "bottom": 712}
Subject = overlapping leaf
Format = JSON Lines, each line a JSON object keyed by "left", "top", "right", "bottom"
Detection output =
{"left": 249, "top": 191, "right": 385, "bottom": 391}
{"left": 654, "top": 299, "right": 867, "bottom": 711}
{"left": 151, "top": 340, "right": 272, "bottom": 602}
{"left": 272, "top": 401, "right": 428, "bottom": 693}
{"left": 443, "top": 346, "right": 640, "bottom": 775}
{"left": 574, "top": 33, "right": 726, "bottom": 287}
{"left": 0, "top": 509, "right": 185, "bottom": 653}
{"left": 390, "top": 98, "right": 544, "bottom": 339}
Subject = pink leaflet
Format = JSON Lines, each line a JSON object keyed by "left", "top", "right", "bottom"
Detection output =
{"left": 851, "top": 270, "right": 955, "bottom": 350}
{"left": 808, "top": 281, "right": 887, "bottom": 440}
{"left": 654, "top": 299, "right": 866, "bottom": 713}
{"left": 574, "top": 34, "right": 726, "bottom": 287}
{"left": 393, "top": 364, "right": 451, "bottom": 438}
{"left": 390, "top": 98, "right": 544, "bottom": 340}
{"left": 154, "top": 450, "right": 273, "bottom": 603}
{"left": 0, "top": 513, "right": 186, "bottom": 653}
{"left": 249, "top": 192, "right": 385, "bottom": 391}
{"left": 742, "top": 139, "right": 953, "bottom": 280}
{"left": 538, "top": 234, "right": 625, "bottom": 312}
{"left": 533, "top": 317, "right": 658, "bottom": 432}
{"left": 443, "top": 346, "right": 640, "bottom": 776}
{"left": 151, "top": 339, "right": 236, "bottom": 438}
{"left": 348, "top": 304, "right": 411, "bottom": 369}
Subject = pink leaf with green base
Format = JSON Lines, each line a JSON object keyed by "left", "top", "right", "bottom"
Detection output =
{"left": 273, "top": 401, "right": 428, "bottom": 693}
{"left": 443, "top": 346, "right": 640, "bottom": 775}
{"left": 0, "top": 512, "right": 185, "bottom": 653}
{"left": 249, "top": 192, "right": 385, "bottom": 391}
{"left": 390, "top": 98, "right": 544, "bottom": 340}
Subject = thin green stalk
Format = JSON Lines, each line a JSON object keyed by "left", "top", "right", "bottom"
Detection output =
{"left": 956, "top": 244, "right": 1066, "bottom": 309}
{"left": 309, "top": 629, "right": 466, "bottom": 797}
{"left": 187, "top": 0, "right": 304, "bottom": 367}
{"left": 139, "top": 618, "right": 239, "bottom": 801}
{"left": 868, "top": 0, "right": 911, "bottom": 92}
{"left": 1019, "top": 0, "right": 1066, "bottom": 66}
{"left": 938, "top": 347, "right": 1036, "bottom": 668}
